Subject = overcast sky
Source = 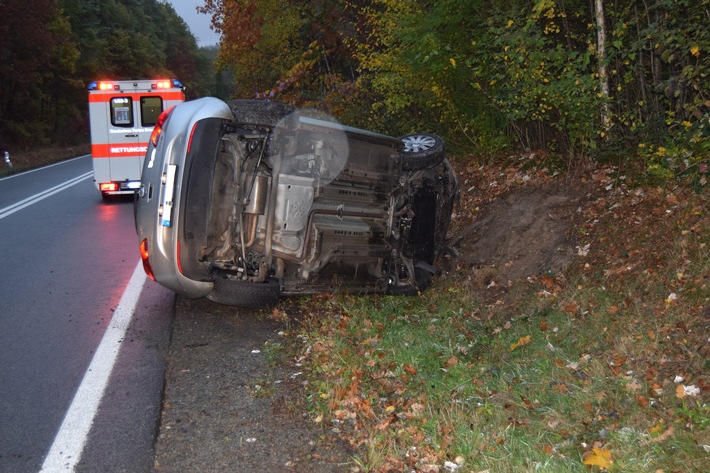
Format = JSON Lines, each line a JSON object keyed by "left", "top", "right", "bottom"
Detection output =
{"left": 166, "top": 1, "right": 220, "bottom": 47}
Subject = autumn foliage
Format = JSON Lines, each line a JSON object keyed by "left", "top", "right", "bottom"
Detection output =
{"left": 202, "top": 0, "right": 708, "bottom": 183}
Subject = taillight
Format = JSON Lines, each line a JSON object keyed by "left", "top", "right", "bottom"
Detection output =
{"left": 100, "top": 182, "right": 118, "bottom": 192}
{"left": 186, "top": 122, "right": 199, "bottom": 154}
{"left": 150, "top": 106, "right": 176, "bottom": 147}
{"left": 139, "top": 238, "right": 156, "bottom": 281}
{"left": 177, "top": 240, "right": 183, "bottom": 275}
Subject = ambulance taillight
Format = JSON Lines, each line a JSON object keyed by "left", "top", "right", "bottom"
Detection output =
{"left": 150, "top": 106, "right": 176, "bottom": 147}
{"left": 100, "top": 182, "right": 119, "bottom": 192}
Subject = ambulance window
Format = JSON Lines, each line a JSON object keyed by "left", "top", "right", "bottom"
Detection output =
{"left": 141, "top": 97, "right": 163, "bottom": 127}
{"left": 110, "top": 97, "right": 133, "bottom": 127}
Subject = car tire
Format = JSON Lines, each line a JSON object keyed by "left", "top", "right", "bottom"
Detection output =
{"left": 400, "top": 133, "right": 446, "bottom": 171}
{"left": 208, "top": 277, "right": 281, "bottom": 309}
{"left": 227, "top": 99, "right": 298, "bottom": 128}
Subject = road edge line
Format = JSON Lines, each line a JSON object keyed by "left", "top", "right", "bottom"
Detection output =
{"left": 39, "top": 261, "right": 147, "bottom": 472}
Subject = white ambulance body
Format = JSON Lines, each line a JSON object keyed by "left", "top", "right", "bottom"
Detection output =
{"left": 88, "top": 79, "right": 185, "bottom": 197}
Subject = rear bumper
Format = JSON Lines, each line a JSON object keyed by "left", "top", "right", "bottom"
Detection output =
{"left": 99, "top": 180, "right": 142, "bottom": 195}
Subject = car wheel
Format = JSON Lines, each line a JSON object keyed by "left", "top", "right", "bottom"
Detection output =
{"left": 227, "top": 99, "right": 298, "bottom": 127}
{"left": 208, "top": 277, "right": 281, "bottom": 309}
{"left": 400, "top": 133, "right": 446, "bottom": 171}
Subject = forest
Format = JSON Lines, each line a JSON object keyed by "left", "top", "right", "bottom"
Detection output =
{"left": 1, "top": 0, "right": 708, "bottom": 180}
{"left": 0, "top": 0, "right": 224, "bottom": 148}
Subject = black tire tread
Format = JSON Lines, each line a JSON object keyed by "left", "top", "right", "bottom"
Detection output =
{"left": 208, "top": 277, "right": 281, "bottom": 309}
{"left": 227, "top": 99, "right": 298, "bottom": 128}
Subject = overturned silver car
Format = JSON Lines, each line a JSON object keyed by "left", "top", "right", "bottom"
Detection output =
{"left": 135, "top": 98, "right": 457, "bottom": 308}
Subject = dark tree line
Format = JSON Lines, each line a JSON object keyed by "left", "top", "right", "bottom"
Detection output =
{"left": 0, "top": 0, "right": 224, "bottom": 147}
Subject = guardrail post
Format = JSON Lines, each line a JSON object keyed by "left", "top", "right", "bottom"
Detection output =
{"left": 3, "top": 151, "right": 12, "bottom": 168}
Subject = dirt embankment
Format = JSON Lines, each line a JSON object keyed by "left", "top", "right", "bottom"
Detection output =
{"left": 452, "top": 186, "right": 581, "bottom": 292}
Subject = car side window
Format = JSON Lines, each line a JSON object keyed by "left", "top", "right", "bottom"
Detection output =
{"left": 110, "top": 97, "right": 133, "bottom": 127}
{"left": 140, "top": 96, "right": 163, "bottom": 127}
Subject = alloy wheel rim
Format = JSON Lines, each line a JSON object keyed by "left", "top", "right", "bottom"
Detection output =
{"left": 402, "top": 135, "right": 436, "bottom": 152}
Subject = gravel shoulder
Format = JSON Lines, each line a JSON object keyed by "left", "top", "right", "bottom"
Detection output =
{"left": 153, "top": 297, "right": 353, "bottom": 472}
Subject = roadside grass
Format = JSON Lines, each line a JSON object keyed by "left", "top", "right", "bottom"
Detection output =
{"left": 287, "top": 171, "right": 709, "bottom": 472}
{"left": 0, "top": 143, "right": 90, "bottom": 177}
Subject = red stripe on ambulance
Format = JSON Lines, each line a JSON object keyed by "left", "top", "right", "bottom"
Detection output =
{"left": 91, "top": 143, "right": 148, "bottom": 158}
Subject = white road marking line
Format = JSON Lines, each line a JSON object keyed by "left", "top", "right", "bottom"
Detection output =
{"left": 0, "top": 155, "right": 91, "bottom": 181}
{"left": 40, "top": 262, "right": 147, "bottom": 472}
{"left": 0, "top": 171, "right": 93, "bottom": 220}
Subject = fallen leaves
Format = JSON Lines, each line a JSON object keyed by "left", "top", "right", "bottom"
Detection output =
{"left": 582, "top": 447, "right": 612, "bottom": 469}
{"left": 558, "top": 300, "right": 580, "bottom": 317}
{"left": 675, "top": 384, "right": 701, "bottom": 398}
{"left": 645, "top": 424, "right": 675, "bottom": 444}
{"left": 444, "top": 355, "right": 460, "bottom": 368}
{"left": 509, "top": 335, "right": 531, "bottom": 351}
{"left": 665, "top": 292, "right": 678, "bottom": 307}
{"left": 635, "top": 394, "right": 649, "bottom": 408}
{"left": 624, "top": 378, "right": 642, "bottom": 393}
{"left": 552, "top": 383, "right": 569, "bottom": 394}
{"left": 576, "top": 243, "right": 591, "bottom": 256}
{"left": 608, "top": 354, "right": 627, "bottom": 376}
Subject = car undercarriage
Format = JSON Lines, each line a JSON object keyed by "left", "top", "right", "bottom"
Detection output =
{"left": 173, "top": 101, "right": 456, "bottom": 306}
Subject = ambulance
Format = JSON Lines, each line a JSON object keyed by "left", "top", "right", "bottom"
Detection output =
{"left": 88, "top": 79, "right": 185, "bottom": 198}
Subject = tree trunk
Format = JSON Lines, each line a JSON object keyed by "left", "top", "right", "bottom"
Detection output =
{"left": 595, "top": 0, "right": 612, "bottom": 135}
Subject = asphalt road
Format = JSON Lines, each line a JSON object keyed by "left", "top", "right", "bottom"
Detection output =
{"left": 0, "top": 156, "right": 174, "bottom": 472}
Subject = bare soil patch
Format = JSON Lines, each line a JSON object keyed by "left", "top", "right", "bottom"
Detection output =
{"left": 451, "top": 185, "right": 581, "bottom": 295}
{"left": 443, "top": 155, "right": 592, "bottom": 306}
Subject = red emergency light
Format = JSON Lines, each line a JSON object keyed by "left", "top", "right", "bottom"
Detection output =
{"left": 98, "top": 82, "right": 119, "bottom": 91}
